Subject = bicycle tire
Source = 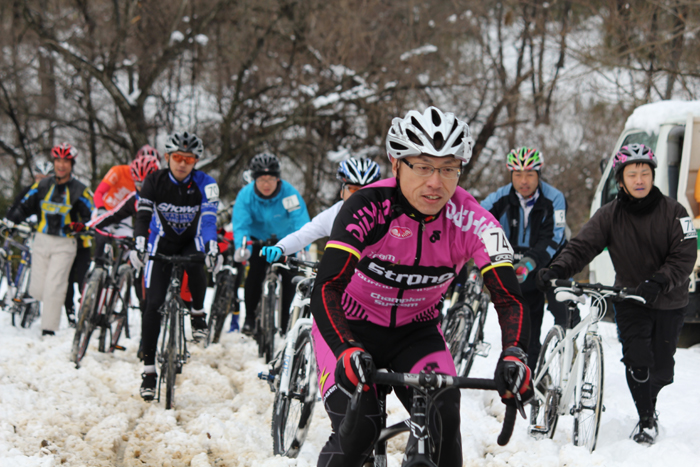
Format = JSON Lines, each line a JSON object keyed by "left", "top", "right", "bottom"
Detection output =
{"left": 259, "top": 277, "right": 277, "bottom": 363}
{"left": 108, "top": 265, "right": 133, "bottom": 352}
{"left": 442, "top": 305, "right": 473, "bottom": 376}
{"left": 20, "top": 298, "right": 40, "bottom": 329}
{"left": 529, "top": 324, "right": 565, "bottom": 439}
{"left": 460, "top": 297, "right": 489, "bottom": 377}
{"left": 71, "top": 269, "right": 105, "bottom": 366}
{"left": 573, "top": 334, "right": 604, "bottom": 452}
{"left": 164, "top": 304, "right": 179, "bottom": 410}
{"left": 98, "top": 326, "right": 110, "bottom": 353}
{"left": 272, "top": 328, "right": 317, "bottom": 457}
{"left": 207, "top": 270, "right": 236, "bottom": 346}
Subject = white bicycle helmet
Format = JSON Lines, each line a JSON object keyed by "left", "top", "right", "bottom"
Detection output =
{"left": 35, "top": 160, "right": 55, "bottom": 176}
{"left": 337, "top": 158, "right": 381, "bottom": 186}
{"left": 385, "top": 106, "right": 474, "bottom": 164}
{"left": 164, "top": 131, "right": 204, "bottom": 158}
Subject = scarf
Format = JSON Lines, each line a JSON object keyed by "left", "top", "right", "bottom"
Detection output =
{"left": 617, "top": 185, "right": 663, "bottom": 215}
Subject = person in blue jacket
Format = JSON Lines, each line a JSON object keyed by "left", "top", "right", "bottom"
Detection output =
{"left": 233, "top": 153, "right": 310, "bottom": 336}
{"left": 481, "top": 147, "right": 568, "bottom": 371}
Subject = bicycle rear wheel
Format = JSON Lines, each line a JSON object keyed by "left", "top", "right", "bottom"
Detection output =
{"left": 272, "top": 328, "right": 317, "bottom": 457}
{"left": 460, "top": 297, "right": 489, "bottom": 377}
{"left": 108, "top": 265, "right": 133, "bottom": 352}
{"left": 71, "top": 269, "right": 105, "bottom": 366}
{"left": 573, "top": 334, "right": 604, "bottom": 452}
{"left": 207, "top": 269, "right": 236, "bottom": 346}
{"left": 442, "top": 304, "right": 473, "bottom": 376}
{"left": 529, "top": 324, "right": 565, "bottom": 439}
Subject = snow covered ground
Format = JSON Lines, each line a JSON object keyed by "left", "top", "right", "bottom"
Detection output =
{"left": 1, "top": 288, "right": 699, "bottom": 467}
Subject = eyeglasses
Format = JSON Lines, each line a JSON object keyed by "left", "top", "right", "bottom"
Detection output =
{"left": 401, "top": 159, "right": 461, "bottom": 179}
{"left": 171, "top": 153, "right": 197, "bottom": 165}
{"left": 343, "top": 184, "right": 362, "bottom": 194}
{"left": 256, "top": 175, "right": 278, "bottom": 185}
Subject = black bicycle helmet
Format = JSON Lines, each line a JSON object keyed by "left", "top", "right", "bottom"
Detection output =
{"left": 249, "top": 153, "right": 281, "bottom": 178}
{"left": 164, "top": 131, "right": 204, "bottom": 158}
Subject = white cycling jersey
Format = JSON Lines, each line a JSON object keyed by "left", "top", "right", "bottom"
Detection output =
{"left": 276, "top": 200, "right": 343, "bottom": 255}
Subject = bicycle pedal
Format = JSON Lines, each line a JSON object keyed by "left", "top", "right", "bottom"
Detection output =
{"left": 113, "top": 345, "right": 126, "bottom": 351}
{"left": 476, "top": 342, "right": 491, "bottom": 357}
{"left": 529, "top": 425, "right": 549, "bottom": 434}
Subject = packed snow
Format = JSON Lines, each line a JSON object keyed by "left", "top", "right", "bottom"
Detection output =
{"left": 1, "top": 287, "right": 700, "bottom": 466}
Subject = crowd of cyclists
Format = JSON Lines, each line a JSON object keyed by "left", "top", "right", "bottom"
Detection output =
{"left": 1, "top": 104, "right": 694, "bottom": 464}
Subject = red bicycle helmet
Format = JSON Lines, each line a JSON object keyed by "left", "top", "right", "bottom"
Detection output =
{"left": 51, "top": 142, "right": 77, "bottom": 160}
{"left": 136, "top": 144, "right": 161, "bottom": 160}
{"left": 130, "top": 155, "right": 160, "bottom": 183}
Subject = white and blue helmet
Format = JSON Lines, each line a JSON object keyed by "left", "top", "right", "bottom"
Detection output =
{"left": 337, "top": 157, "right": 381, "bottom": 186}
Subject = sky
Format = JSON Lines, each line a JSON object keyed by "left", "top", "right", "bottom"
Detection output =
{"left": 1, "top": 288, "right": 699, "bottom": 467}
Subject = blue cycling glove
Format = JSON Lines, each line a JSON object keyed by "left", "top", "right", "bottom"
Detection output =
{"left": 261, "top": 246, "right": 283, "bottom": 263}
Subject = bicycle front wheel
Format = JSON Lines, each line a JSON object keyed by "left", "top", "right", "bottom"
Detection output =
{"left": 442, "top": 305, "right": 473, "bottom": 376}
{"left": 573, "top": 334, "right": 604, "bottom": 452}
{"left": 108, "top": 265, "right": 133, "bottom": 352}
{"left": 207, "top": 269, "right": 236, "bottom": 346}
{"left": 71, "top": 270, "right": 105, "bottom": 366}
{"left": 529, "top": 324, "right": 565, "bottom": 439}
{"left": 460, "top": 297, "right": 489, "bottom": 377}
{"left": 163, "top": 305, "right": 180, "bottom": 410}
{"left": 259, "top": 279, "right": 277, "bottom": 363}
{"left": 20, "top": 298, "right": 40, "bottom": 329}
{"left": 272, "top": 328, "right": 317, "bottom": 457}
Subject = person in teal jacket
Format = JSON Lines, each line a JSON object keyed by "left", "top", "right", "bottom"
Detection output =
{"left": 233, "top": 153, "right": 310, "bottom": 335}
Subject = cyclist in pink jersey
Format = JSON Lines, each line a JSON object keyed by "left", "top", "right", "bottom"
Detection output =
{"left": 310, "top": 107, "right": 532, "bottom": 467}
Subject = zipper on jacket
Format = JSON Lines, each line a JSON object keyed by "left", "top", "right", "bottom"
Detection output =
{"left": 390, "top": 219, "right": 425, "bottom": 328}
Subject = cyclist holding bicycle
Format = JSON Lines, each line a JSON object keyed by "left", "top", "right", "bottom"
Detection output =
{"left": 130, "top": 132, "right": 221, "bottom": 400}
{"left": 537, "top": 144, "right": 696, "bottom": 445}
{"left": 481, "top": 147, "right": 569, "bottom": 372}
{"left": 4, "top": 143, "right": 94, "bottom": 336}
{"left": 310, "top": 107, "right": 532, "bottom": 467}
{"left": 232, "top": 153, "right": 310, "bottom": 336}
{"left": 260, "top": 157, "right": 381, "bottom": 263}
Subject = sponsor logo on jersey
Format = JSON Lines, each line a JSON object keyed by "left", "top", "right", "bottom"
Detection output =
{"left": 390, "top": 226, "right": 412, "bottom": 239}
{"left": 365, "top": 260, "right": 454, "bottom": 287}
{"left": 345, "top": 199, "right": 392, "bottom": 242}
{"left": 157, "top": 203, "right": 199, "bottom": 235}
{"left": 445, "top": 200, "right": 498, "bottom": 235}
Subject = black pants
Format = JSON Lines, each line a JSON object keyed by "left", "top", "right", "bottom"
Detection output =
{"left": 244, "top": 243, "right": 295, "bottom": 331}
{"left": 141, "top": 241, "right": 207, "bottom": 366}
{"left": 317, "top": 321, "right": 461, "bottom": 467}
{"left": 614, "top": 301, "right": 685, "bottom": 419}
{"left": 65, "top": 247, "right": 92, "bottom": 312}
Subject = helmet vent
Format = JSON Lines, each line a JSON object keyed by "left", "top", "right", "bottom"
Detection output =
{"left": 390, "top": 141, "right": 408, "bottom": 151}
{"left": 431, "top": 108, "right": 442, "bottom": 126}
{"left": 433, "top": 132, "right": 444, "bottom": 150}
{"left": 406, "top": 129, "right": 422, "bottom": 146}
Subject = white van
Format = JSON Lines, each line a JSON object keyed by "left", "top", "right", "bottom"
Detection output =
{"left": 589, "top": 101, "right": 700, "bottom": 323}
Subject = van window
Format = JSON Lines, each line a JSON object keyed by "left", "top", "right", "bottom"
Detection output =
{"left": 602, "top": 132, "right": 658, "bottom": 205}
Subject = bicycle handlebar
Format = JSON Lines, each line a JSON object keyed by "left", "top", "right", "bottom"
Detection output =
{"left": 279, "top": 255, "right": 319, "bottom": 270}
{"left": 149, "top": 253, "right": 206, "bottom": 264}
{"left": 339, "top": 370, "right": 517, "bottom": 447}
{"left": 550, "top": 279, "right": 646, "bottom": 303}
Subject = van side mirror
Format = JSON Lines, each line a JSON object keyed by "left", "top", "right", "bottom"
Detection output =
{"left": 600, "top": 158, "right": 608, "bottom": 174}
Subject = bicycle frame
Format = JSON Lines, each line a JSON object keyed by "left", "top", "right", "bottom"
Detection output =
{"left": 1, "top": 224, "right": 35, "bottom": 325}
{"left": 531, "top": 294, "right": 599, "bottom": 425}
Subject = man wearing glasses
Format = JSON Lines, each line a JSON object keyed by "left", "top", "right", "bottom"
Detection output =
{"left": 309, "top": 107, "right": 531, "bottom": 467}
{"left": 480, "top": 147, "right": 568, "bottom": 372}
{"left": 233, "top": 152, "right": 310, "bottom": 336}
{"left": 130, "top": 132, "right": 221, "bottom": 401}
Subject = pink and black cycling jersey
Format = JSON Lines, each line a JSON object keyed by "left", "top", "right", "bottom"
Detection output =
{"left": 311, "top": 178, "right": 528, "bottom": 357}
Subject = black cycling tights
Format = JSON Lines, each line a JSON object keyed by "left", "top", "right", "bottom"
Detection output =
{"left": 141, "top": 241, "right": 207, "bottom": 366}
